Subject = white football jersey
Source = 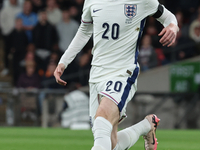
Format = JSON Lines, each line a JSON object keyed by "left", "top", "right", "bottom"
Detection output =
{"left": 82, "top": 0, "right": 159, "bottom": 83}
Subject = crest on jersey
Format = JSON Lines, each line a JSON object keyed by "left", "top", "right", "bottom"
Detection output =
{"left": 124, "top": 4, "right": 137, "bottom": 19}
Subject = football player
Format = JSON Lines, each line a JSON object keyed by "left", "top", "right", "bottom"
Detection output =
{"left": 54, "top": 0, "right": 179, "bottom": 150}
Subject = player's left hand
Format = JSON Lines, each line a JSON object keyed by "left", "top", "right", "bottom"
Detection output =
{"left": 158, "top": 23, "right": 179, "bottom": 47}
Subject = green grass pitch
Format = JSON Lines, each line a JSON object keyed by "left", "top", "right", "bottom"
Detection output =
{"left": 0, "top": 128, "right": 199, "bottom": 150}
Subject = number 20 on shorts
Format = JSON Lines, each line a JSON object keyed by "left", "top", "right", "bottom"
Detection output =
{"left": 106, "top": 81, "right": 122, "bottom": 92}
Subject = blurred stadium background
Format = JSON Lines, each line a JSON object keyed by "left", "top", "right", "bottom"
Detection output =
{"left": 0, "top": 0, "right": 200, "bottom": 149}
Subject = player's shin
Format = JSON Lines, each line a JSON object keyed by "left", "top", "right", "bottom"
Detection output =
{"left": 92, "top": 117, "right": 113, "bottom": 150}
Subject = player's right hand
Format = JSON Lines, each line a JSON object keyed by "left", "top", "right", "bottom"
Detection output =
{"left": 54, "top": 63, "right": 67, "bottom": 86}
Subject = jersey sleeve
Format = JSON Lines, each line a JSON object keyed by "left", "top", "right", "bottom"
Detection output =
{"left": 145, "top": 0, "right": 160, "bottom": 16}
{"left": 156, "top": 6, "right": 178, "bottom": 27}
{"left": 58, "top": 23, "right": 93, "bottom": 68}
{"left": 81, "top": 0, "right": 93, "bottom": 24}
{"left": 145, "top": 0, "right": 178, "bottom": 27}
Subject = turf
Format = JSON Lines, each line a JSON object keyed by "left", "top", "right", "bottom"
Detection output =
{"left": 0, "top": 128, "right": 199, "bottom": 150}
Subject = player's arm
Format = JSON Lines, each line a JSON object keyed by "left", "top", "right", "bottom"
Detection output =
{"left": 54, "top": 0, "right": 92, "bottom": 86}
{"left": 54, "top": 22, "right": 93, "bottom": 86}
{"left": 147, "top": 1, "right": 179, "bottom": 47}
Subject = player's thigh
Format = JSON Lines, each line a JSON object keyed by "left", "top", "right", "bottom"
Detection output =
{"left": 99, "top": 77, "right": 136, "bottom": 122}
{"left": 96, "top": 96, "right": 120, "bottom": 125}
{"left": 90, "top": 77, "right": 137, "bottom": 125}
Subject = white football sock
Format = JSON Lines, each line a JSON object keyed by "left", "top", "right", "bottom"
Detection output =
{"left": 114, "top": 119, "right": 151, "bottom": 150}
{"left": 112, "top": 143, "right": 119, "bottom": 150}
{"left": 92, "top": 117, "right": 113, "bottom": 150}
{"left": 91, "top": 145, "right": 106, "bottom": 150}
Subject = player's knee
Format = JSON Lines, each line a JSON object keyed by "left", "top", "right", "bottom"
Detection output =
{"left": 95, "top": 97, "right": 120, "bottom": 125}
{"left": 95, "top": 107, "right": 119, "bottom": 126}
{"left": 95, "top": 105, "right": 107, "bottom": 118}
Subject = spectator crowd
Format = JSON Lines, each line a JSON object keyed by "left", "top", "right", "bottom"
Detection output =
{"left": 0, "top": 0, "right": 91, "bottom": 89}
{"left": 0, "top": 0, "right": 200, "bottom": 89}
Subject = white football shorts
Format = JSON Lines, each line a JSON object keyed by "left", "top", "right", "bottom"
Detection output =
{"left": 89, "top": 74, "right": 138, "bottom": 126}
